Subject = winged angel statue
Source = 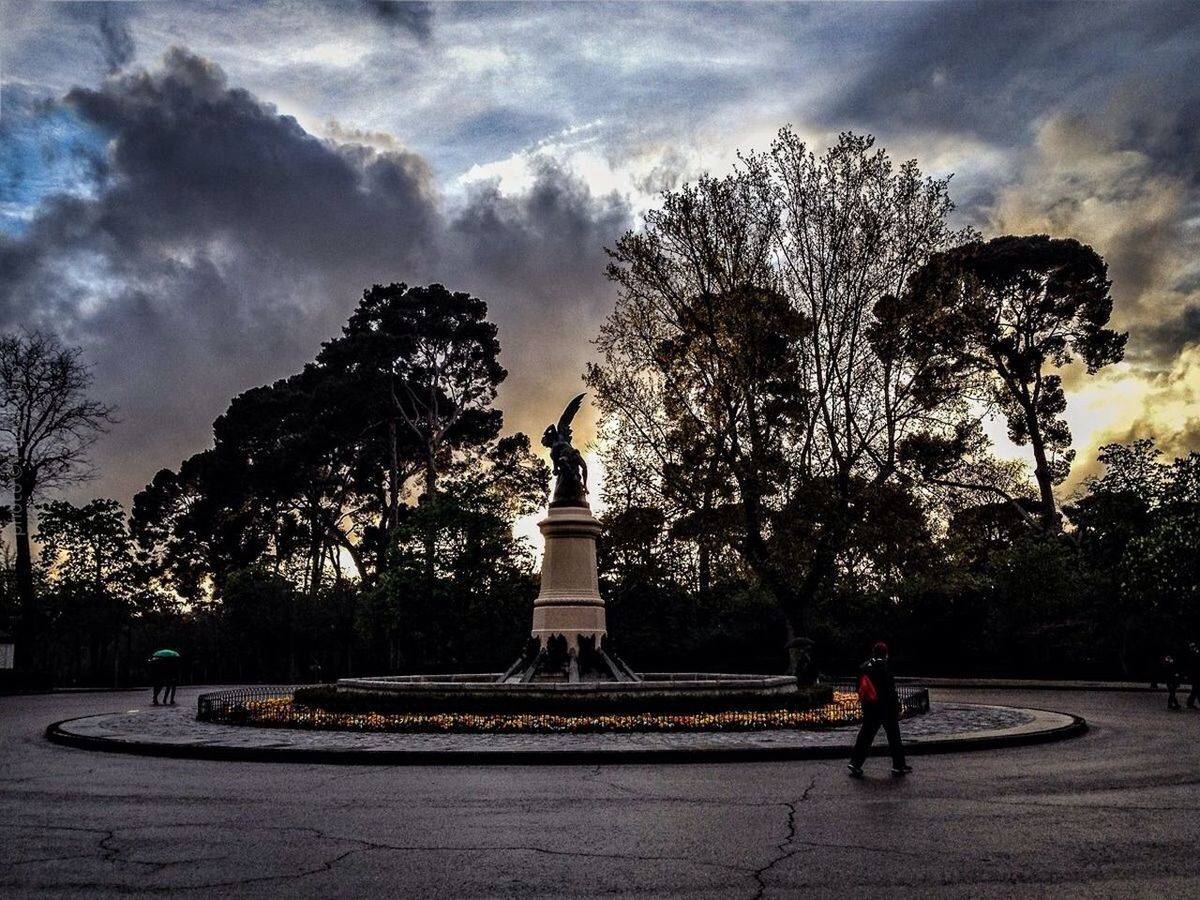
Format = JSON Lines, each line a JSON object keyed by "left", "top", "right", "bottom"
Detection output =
{"left": 542, "top": 393, "right": 589, "bottom": 506}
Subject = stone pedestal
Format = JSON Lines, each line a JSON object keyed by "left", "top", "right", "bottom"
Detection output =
{"left": 531, "top": 503, "right": 606, "bottom": 649}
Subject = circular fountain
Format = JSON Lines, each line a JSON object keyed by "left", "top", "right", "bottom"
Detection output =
{"left": 321, "top": 394, "right": 831, "bottom": 721}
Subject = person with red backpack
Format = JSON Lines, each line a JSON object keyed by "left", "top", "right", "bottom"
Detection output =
{"left": 848, "top": 641, "right": 912, "bottom": 778}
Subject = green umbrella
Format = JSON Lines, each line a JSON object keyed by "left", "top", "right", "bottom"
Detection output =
{"left": 151, "top": 649, "right": 181, "bottom": 658}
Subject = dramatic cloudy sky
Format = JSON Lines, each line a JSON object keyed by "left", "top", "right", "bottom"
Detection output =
{"left": 2, "top": 0, "right": 1199, "bottom": 513}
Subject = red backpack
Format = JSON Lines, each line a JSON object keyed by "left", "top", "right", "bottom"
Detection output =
{"left": 857, "top": 671, "right": 878, "bottom": 704}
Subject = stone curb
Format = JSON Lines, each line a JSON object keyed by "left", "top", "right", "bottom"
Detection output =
{"left": 44, "top": 706, "right": 1087, "bottom": 766}
{"left": 903, "top": 678, "right": 1191, "bottom": 692}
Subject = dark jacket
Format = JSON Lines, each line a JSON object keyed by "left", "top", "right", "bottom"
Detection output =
{"left": 860, "top": 656, "right": 900, "bottom": 716}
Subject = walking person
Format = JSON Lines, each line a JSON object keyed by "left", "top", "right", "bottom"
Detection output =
{"left": 162, "top": 654, "right": 179, "bottom": 705}
{"left": 848, "top": 641, "right": 911, "bottom": 777}
{"left": 148, "top": 649, "right": 182, "bottom": 706}
{"left": 1161, "top": 654, "right": 1181, "bottom": 711}
{"left": 149, "top": 654, "right": 165, "bottom": 705}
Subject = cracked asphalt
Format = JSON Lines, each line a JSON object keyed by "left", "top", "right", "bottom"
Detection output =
{"left": 3, "top": 687, "right": 1199, "bottom": 898}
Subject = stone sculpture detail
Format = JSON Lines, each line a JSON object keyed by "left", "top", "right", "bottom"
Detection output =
{"left": 541, "top": 392, "right": 588, "bottom": 507}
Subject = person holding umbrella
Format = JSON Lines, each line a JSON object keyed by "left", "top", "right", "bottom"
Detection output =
{"left": 149, "top": 649, "right": 181, "bottom": 705}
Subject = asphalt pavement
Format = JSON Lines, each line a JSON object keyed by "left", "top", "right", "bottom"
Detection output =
{"left": 2, "top": 687, "right": 1199, "bottom": 898}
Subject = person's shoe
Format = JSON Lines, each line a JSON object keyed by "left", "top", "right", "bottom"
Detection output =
{"left": 847, "top": 764, "right": 864, "bottom": 778}
{"left": 892, "top": 765, "right": 913, "bottom": 776}
{"left": 152, "top": 699, "right": 159, "bottom": 705}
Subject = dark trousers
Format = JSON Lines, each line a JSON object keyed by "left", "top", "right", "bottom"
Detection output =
{"left": 850, "top": 706, "right": 906, "bottom": 769}
{"left": 1188, "top": 683, "right": 1198, "bottom": 708}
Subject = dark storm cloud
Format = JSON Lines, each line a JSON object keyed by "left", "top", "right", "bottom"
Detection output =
{"left": 359, "top": 1, "right": 434, "bottom": 41}
{"left": 829, "top": 1, "right": 1199, "bottom": 151}
{"left": 450, "top": 158, "right": 630, "bottom": 442}
{"left": 62, "top": 49, "right": 438, "bottom": 263}
{"left": 1143, "top": 306, "right": 1200, "bottom": 364}
{"left": 58, "top": 3, "right": 137, "bottom": 73}
{"left": 96, "top": 6, "right": 135, "bottom": 73}
{"left": 0, "top": 48, "right": 628, "bottom": 505}
{"left": 827, "top": 0, "right": 1200, "bottom": 394}
{"left": 0, "top": 47, "right": 440, "bottom": 503}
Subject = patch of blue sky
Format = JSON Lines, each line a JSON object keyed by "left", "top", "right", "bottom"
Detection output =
{"left": 0, "top": 85, "right": 108, "bottom": 235}
{"left": 438, "top": 106, "right": 567, "bottom": 179}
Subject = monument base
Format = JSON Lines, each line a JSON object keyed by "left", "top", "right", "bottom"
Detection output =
{"left": 530, "top": 503, "right": 606, "bottom": 651}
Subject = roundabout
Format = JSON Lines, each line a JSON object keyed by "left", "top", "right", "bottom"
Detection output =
{"left": 45, "top": 690, "right": 1084, "bottom": 764}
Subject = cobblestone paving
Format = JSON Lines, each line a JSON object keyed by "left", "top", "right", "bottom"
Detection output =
{"left": 57, "top": 700, "right": 1059, "bottom": 755}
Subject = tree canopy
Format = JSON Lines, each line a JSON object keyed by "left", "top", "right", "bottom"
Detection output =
{"left": 899, "top": 235, "right": 1127, "bottom": 528}
{"left": 589, "top": 129, "right": 976, "bottom": 670}
{"left": 127, "top": 282, "right": 544, "bottom": 678}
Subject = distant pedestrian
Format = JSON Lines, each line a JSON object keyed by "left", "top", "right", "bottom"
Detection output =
{"left": 848, "top": 641, "right": 911, "bottom": 777}
{"left": 149, "top": 655, "right": 165, "bottom": 705}
{"left": 1161, "top": 654, "right": 1181, "bottom": 711}
{"left": 1187, "top": 643, "right": 1199, "bottom": 710}
{"left": 162, "top": 657, "right": 179, "bottom": 705}
{"left": 149, "top": 650, "right": 181, "bottom": 706}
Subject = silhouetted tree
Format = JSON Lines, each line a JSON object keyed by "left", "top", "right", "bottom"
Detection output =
{"left": 0, "top": 332, "right": 115, "bottom": 670}
{"left": 319, "top": 283, "right": 506, "bottom": 512}
{"left": 207, "top": 368, "right": 391, "bottom": 586}
{"left": 360, "top": 438, "right": 546, "bottom": 672}
{"left": 1069, "top": 439, "right": 1165, "bottom": 567}
{"left": 318, "top": 283, "right": 508, "bottom": 581}
{"left": 903, "top": 236, "right": 1126, "bottom": 529}
{"left": 590, "top": 130, "right": 973, "bottom": 671}
{"left": 130, "top": 283, "right": 538, "bottom": 678}
{"left": 1073, "top": 443, "right": 1200, "bottom": 666}
{"left": 38, "top": 498, "right": 133, "bottom": 683}
{"left": 132, "top": 448, "right": 275, "bottom": 599}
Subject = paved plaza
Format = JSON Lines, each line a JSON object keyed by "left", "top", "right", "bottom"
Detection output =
{"left": 3, "top": 687, "right": 1200, "bottom": 897}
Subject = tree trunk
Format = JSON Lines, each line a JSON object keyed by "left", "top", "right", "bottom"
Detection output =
{"left": 13, "top": 482, "right": 35, "bottom": 673}
{"left": 423, "top": 446, "right": 437, "bottom": 581}
{"left": 387, "top": 418, "right": 400, "bottom": 532}
{"left": 739, "top": 484, "right": 817, "bottom": 675}
{"left": 739, "top": 479, "right": 848, "bottom": 676}
{"left": 309, "top": 525, "right": 323, "bottom": 599}
{"left": 766, "top": 570, "right": 809, "bottom": 676}
{"left": 699, "top": 477, "right": 714, "bottom": 594}
{"left": 287, "top": 589, "right": 297, "bottom": 682}
{"left": 1026, "top": 414, "right": 1060, "bottom": 530}
{"left": 698, "top": 541, "right": 711, "bottom": 595}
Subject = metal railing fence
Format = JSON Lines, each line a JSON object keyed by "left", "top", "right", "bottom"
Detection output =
{"left": 197, "top": 685, "right": 305, "bottom": 724}
{"left": 827, "top": 679, "right": 930, "bottom": 718}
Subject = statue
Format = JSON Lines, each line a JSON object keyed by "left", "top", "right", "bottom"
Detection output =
{"left": 542, "top": 393, "right": 588, "bottom": 507}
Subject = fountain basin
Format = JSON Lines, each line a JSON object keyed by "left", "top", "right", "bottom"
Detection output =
{"left": 321, "top": 673, "right": 830, "bottom": 715}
